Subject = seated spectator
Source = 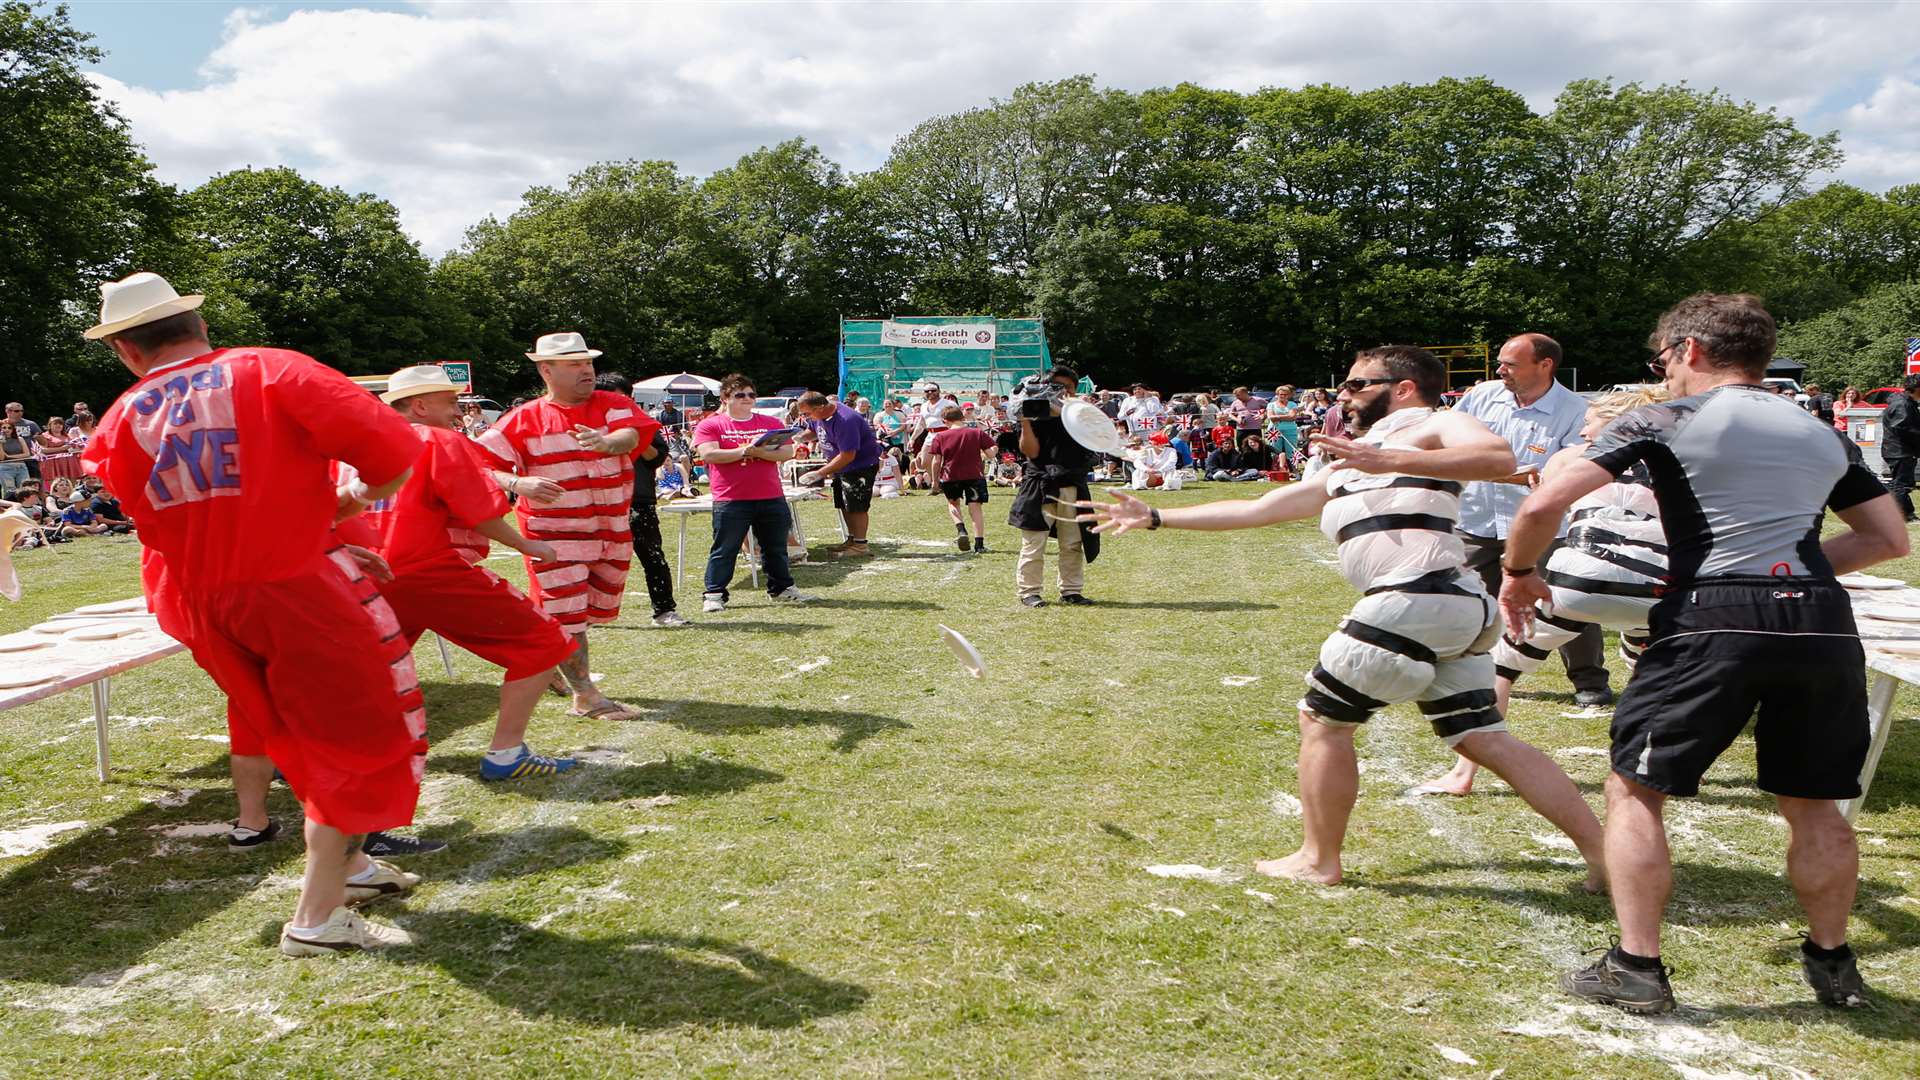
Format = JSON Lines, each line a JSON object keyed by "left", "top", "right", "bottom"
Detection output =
{"left": 59, "top": 498, "right": 111, "bottom": 536}
{"left": 1166, "top": 428, "right": 1194, "bottom": 471}
{"left": 874, "top": 449, "right": 903, "bottom": 498}
{"left": 89, "top": 490, "right": 134, "bottom": 533}
{"left": 1239, "top": 434, "right": 1276, "bottom": 476}
{"left": 1207, "top": 442, "right": 1261, "bottom": 482}
{"left": 1128, "top": 434, "right": 1184, "bottom": 490}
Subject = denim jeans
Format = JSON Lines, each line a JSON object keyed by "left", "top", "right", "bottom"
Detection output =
{"left": 0, "top": 461, "right": 28, "bottom": 495}
{"left": 704, "top": 498, "right": 795, "bottom": 600}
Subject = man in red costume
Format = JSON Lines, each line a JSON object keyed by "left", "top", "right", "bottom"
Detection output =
{"left": 476, "top": 333, "right": 660, "bottom": 720}
{"left": 81, "top": 272, "right": 427, "bottom": 956}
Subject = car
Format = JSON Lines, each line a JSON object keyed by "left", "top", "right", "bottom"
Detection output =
{"left": 458, "top": 395, "right": 504, "bottom": 424}
{"left": 752, "top": 395, "right": 796, "bottom": 419}
{"left": 1862, "top": 387, "right": 1903, "bottom": 408}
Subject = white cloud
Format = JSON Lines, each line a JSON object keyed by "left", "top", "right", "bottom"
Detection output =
{"left": 89, "top": 0, "right": 1920, "bottom": 256}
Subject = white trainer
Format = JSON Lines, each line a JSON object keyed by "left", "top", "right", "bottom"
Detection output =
{"left": 702, "top": 594, "right": 726, "bottom": 614}
{"left": 279, "top": 906, "right": 414, "bottom": 957}
{"left": 344, "top": 858, "right": 420, "bottom": 906}
{"left": 770, "top": 587, "right": 817, "bottom": 603}
{"left": 653, "top": 611, "right": 691, "bottom": 628}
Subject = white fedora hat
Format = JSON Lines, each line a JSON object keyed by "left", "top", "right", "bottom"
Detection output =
{"left": 83, "top": 272, "right": 206, "bottom": 341}
{"left": 525, "top": 331, "right": 603, "bottom": 361}
{"left": 381, "top": 364, "right": 460, "bottom": 404}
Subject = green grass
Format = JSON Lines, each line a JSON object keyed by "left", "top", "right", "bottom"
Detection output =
{"left": 1, "top": 490, "right": 1917, "bottom": 1078}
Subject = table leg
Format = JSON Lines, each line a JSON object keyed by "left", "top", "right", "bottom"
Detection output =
{"left": 92, "top": 676, "right": 111, "bottom": 782}
{"left": 746, "top": 531, "right": 761, "bottom": 589}
{"left": 1843, "top": 671, "right": 1901, "bottom": 823}
{"left": 434, "top": 632, "right": 456, "bottom": 679}
{"left": 791, "top": 503, "right": 809, "bottom": 554}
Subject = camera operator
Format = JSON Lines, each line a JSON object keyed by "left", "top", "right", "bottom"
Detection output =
{"left": 1004, "top": 365, "right": 1100, "bottom": 607}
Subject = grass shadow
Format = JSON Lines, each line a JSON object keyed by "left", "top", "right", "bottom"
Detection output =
{"left": 0, "top": 787, "right": 292, "bottom": 984}
{"left": 1697, "top": 983, "right": 1920, "bottom": 1041}
{"left": 623, "top": 696, "right": 910, "bottom": 753}
{"left": 426, "top": 752, "right": 785, "bottom": 802}
{"left": 420, "top": 823, "right": 629, "bottom": 883}
{"left": 390, "top": 911, "right": 869, "bottom": 1030}
{"left": 171, "top": 680, "right": 506, "bottom": 781}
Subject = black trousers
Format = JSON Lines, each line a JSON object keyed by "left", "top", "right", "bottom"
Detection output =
{"left": 629, "top": 503, "right": 677, "bottom": 616}
{"left": 1460, "top": 532, "right": 1609, "bottom": 694}
{"left": 1889, "top": 456, "right": 1916, "bottom": 519}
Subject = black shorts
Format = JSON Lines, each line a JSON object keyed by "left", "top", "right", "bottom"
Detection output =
{"left": 940, "top": 478, "right": 989, "bottom": 504}
{"left": 833, "top": 466, "right": 879, "bottom": 513}
{"left": 1610, "top": 577, "right": 1867, "bottom": 799}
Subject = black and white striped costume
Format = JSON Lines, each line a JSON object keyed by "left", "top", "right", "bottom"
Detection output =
{"left": 1491, "top": 467, "right": 1665, "bottom": 683}
{"left": 1300, "top": 408, "right": 1505, "bottom": 745}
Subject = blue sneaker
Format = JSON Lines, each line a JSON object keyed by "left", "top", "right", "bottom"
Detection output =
{"left": 479, "top": 746, "right": 577, "bottom": 782}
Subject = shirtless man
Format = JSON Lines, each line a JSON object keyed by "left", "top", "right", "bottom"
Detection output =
{"left": 1080, "top": 346, "right": 1605, "bottom": 888}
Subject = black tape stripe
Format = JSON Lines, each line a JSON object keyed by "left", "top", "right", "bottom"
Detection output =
{"left": 1335, "top": 514, "right": 1457, "bottom": 543}
{"left": 1535, "top": 610, "right": 1588, "bottom": 633}
{"left": 1417, "top": 688, "right": 1496, "bottom": 716}
{"left": 1502, "top": 635, "right": 1550, "bottom": 660}
{"left": 1308, "top": 664, "right": 1389, "bottom": 711}
{"left": 1430, "top": 708, "right": 1503, "bottom": 740}
{"left": 1544, "top": 568, "right": 1661, "bottom": 598}
{"left": 1568, "top": 524, "right": 1669, "bottom": 555}
{"left": 1340, "top": 619, "right": 1438, "bottom": 665}
{"left": 1564, "top": 543, "right": 1668, "bottom": 580}
{"left": 1571, "top": 505, "right": 1656, "bottom": 524}
{"left": 1493, "top": 664, "right": 1522, "bottom": 681}
{"left": 1301, "top": 687, "right": 1373, "bottom": 725}
{"left": 1331, "top": 476, "right": 1463, "bottom": 499}
{"left": 1363, "top": 568, "right": 1477, "bottom": 597}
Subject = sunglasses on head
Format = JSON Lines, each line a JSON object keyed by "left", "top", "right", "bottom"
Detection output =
{"left": 1338, "top": 377, "right": 1396, "bottom": 393}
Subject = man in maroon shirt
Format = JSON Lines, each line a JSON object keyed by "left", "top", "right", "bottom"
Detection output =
{"left": 921, "top": 406, "right": 998, "bottom": 553}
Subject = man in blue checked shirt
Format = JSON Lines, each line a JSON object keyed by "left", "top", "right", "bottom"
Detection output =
{"left": 1417, "top": 334, "right": 1608, "bottom": 797}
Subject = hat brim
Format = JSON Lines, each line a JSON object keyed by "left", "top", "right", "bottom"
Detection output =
{"left": 525, "top": 350, "right": 603, "bottom": 361}
{"left": 84, "top": 295, "right": 206, "bottom": 341}
{"left": 381, "top": 383, "right": 459, "bottom": 405}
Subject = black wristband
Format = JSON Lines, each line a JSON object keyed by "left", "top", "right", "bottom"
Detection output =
{"left": 1502, "top": 563, "right": 1536, "bottom": 577}
{"left": 1149, "top": 507, "right": 1162, "bottom": 531}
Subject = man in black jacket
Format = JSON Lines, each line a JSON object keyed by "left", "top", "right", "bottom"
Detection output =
{"left": 1881, "top": 375, "right": 1920, "bottom": 521}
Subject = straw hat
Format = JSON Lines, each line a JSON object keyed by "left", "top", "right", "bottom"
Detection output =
{"left": 525, "top": 332, "right": 602, "bottom": 361}
{"left": 83, "top": 272, "right": 206, "bottom": 340}
{"left": 381, "top": 365, "right": 460, "bottom": 404}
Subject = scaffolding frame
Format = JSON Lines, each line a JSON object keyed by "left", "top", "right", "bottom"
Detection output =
{"left": 1423, "top": 343, "right": 1491, "bottom": 390}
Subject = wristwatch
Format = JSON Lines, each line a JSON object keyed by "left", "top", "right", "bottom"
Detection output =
{"left": 1502, "top": 563, "right": 1536, "bottom": 577}
{"left": 1148, "top": 507, "right": 1162, "bottom": 530}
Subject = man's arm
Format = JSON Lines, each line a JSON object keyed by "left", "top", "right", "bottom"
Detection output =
{"left": 1018, "top": 417, "right": 1040, "bottom": 460}
{"left": 334, "top": 467, "right": 413, "bottom": 523}
{"left": 1497, "top": 458, "right": 1615, "bottom": 635}
{"left": 811, "top": 450, "right": 856, "bottom": 478}
{"left": 1825, "top": 495, "right": 1911, "bottom": 575}
{"left": 1309, "top": 410, "right": 1516, "bottom": 481}
{"left": 476, "top": 516, "right": 558, "bottom": 564}
{"left": 1079, "top": 478, "right": 1332, "bottom": 535}
{"left": 697, "top": 439, "right": 748, "bottom": 465}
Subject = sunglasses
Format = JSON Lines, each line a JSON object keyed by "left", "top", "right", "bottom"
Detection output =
{"left": 1647, "top": 339, "right": 1685, "bottom": 377}
{"left": 1337, "top": 377, "right": 1397, "bottom": 393}
{"left": 729, "top": 391, "right": 756, "bottom": 400}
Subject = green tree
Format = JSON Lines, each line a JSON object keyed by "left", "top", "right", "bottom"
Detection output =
{"left": 0, "top": 2, "right": 178, "bottom": 412}
{"left": 1777, "top": 282, "right": 1920, "bottom": 394}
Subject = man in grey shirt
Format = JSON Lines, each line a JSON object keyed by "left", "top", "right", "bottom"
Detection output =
{"left": 1501, "top": 293, "right": 1904, "bottom": 1014}
{"left": 1449, "top": 335, "right": 1610, "bottom": 710}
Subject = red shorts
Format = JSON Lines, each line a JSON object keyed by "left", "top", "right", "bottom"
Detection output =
{"left": 163, "top": 548, "right": 426, "bottom": 834}
{"left": 378, "top": 555, "right": 578, "bottom": 680}
{"left": 526, "top": 554, "right": 632, "bottom": 630}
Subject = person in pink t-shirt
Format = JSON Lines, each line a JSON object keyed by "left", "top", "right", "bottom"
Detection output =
{"left": 690, "top": 373, "right": 817, "bottom": 613}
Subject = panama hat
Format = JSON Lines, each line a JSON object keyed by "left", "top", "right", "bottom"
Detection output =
{"left": 525, "top": 331, "right": 603, "bottom": 361}
{"left": 83, "top": 272, "right": 206, "bottom": 341}
{"left": 381, "top": 365, "right": 460, "bottom": 404}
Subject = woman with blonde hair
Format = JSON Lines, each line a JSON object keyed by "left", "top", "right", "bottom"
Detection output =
{"left": 1416, "top": 386, "right": 1673, "bottom": 797}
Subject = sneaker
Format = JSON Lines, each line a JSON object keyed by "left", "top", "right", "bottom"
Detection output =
{"left": 1058, "top": 593, "right": 1095, "bottom": 606}
{"left": 1560, "top": 946, "right": 1675, "bottom": 1014}
{"left": 771, "top": 586, "right": 816, "bottom": 603}
{"left": 279, "top": 906, "right": 413, "bottom": 957}
{"left": 1573, "top": 687, "right": 1615, "bottom": 708}
{"left": 1020, "top": 595, "right": 1047, "bottom": 608}
{"left": 652, "top": 611, "right": 691, "bottom": 628}
{"left": 702, "top": 593, "right": 727, "bottom": 614}
{"left": 956, "top": 533, "right": 971, "bottom": 552}
{"left": 344, "top": 858, "right": 421, "bottom": 906}
{"left": 827, "top": 541, "right": 870, "bottom": 559}
{"left": 1801, "top": 939, "right": 1869, "bottom": 1008}
{"left": 973, "top": 538, "right": 986, "bottom": 553}
{"left": 479, "top": 746, "right": 577, "bottom": 782}
{"left": 228, "top": 819, "right": 282, "bottom": 849}
{"left": 362, "top": 831, "right": 447, "bottom": 858}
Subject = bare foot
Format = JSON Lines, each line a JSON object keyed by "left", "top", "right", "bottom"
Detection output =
{"left": 1253, "top": 850, "right": 1342, "bottom": 885}
{"left": 1407, "top": 776, "right": 1474, "bottom": 797}
{"left": 1582, "top": 866, "right": 1608, "bottom": 895}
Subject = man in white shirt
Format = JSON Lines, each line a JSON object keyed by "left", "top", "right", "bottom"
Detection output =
{"left": 1450, "top": 334, "right": 1610, "bottom": 716}
{"left": 1118, "top": 384, "right": 1166, "bottom": 436}
{"left": 1127, "top": 435, "right": 1183, "bottom": 490}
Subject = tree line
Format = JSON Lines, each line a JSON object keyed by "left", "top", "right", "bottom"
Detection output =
{"left": 5, "top": 1, "right": 1918, "bottom": 416}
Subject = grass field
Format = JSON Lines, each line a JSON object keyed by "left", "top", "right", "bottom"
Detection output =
{"left": 1, "top": 487, "right": 1917, "bottom": 1078}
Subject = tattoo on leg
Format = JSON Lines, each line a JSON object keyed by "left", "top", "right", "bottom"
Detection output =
{"left": 559, "top": 636, "right": 595, "bottom": 694}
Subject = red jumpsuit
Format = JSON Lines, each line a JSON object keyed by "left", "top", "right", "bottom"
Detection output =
{"left": 84, "top": 348, "right": 427, "bottom": 834}
{"left": 474, "top": 392, "right": 659, "bottom": 630}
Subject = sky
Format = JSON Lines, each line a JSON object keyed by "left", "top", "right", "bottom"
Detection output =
{"left": 67, "top": 0, "right": 1920, "bottom": 257}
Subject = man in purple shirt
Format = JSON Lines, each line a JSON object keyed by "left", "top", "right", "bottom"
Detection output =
{"left": 799, "top": 390, "right": 885, "bottom": 558}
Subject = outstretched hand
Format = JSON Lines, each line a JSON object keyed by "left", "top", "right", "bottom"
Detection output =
{"left": 1072, "top": 490, "right": 1153, "bottom": 535}
{"left": 1308, "top": 433, "right": 1401, "bottom": 474}
{"left": 1498, "top": 570, "right": 1554, "bottom": 641}
{"left": 341, "top": 543, "right": 393, "bottom": 583}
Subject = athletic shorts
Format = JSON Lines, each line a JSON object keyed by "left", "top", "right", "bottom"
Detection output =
{"left": 834, "top": 466, "right": 879, "bottom": 514}
{"left": 377, "top": 554, "right": 578, "bottom": 681}
{"left": 167, "top": 548, "right": 427, "bottom": 834}
{"left": 1298, "top": 569, "right": 1505, "bottom": 746}
{"left": 1610, "top": 577, "right": 1868, "bottom": 799}
{"left": 940, "top": 478, "right": 990, "bottom": 504}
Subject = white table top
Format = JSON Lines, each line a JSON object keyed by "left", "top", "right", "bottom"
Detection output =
{"left": 656, "top": 487, "right": 821, "bottom": 514}
{"left": 0, "top": 612, "right": 184, "bottom": 712}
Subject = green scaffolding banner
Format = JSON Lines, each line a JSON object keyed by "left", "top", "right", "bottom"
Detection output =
{"left": 838, "top": 316, "right": 1051, "bottom": 406}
